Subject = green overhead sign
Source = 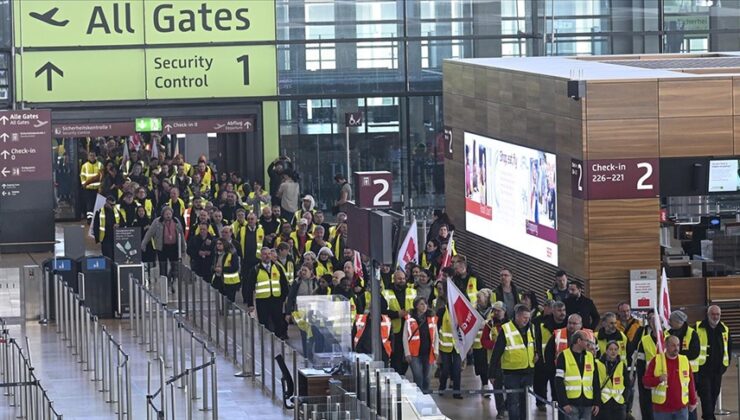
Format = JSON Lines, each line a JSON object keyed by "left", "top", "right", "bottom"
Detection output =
{"left": 13, "top": 0, "right": 276, "bottom": 47}
{"left": 17, "top": 45, "right": 276, "bottom": 102}
{"left": 12, "top": 0, "right": 277, "bottom": 103}
{"left": 135, "top": 117, "right": 162, "bottom": 132}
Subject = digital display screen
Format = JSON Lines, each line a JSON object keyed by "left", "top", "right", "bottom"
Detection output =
{"left": 464, "top": 132, "right": 558, "bottom": 265}
{"left": 86, "top": 258, "right": 107, "bottom": 271}
{"left": 54, "top": 259, "right": 72, "bottom": 271}
{"left": 708, "top": 159, "right": 740, "bottom": 192}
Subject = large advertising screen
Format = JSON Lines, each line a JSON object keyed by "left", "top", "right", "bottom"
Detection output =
{"left": 464, "top": 132, "right": 558, "bottom": 265}
{"left": 708, "top": 159, "right": 740, "bottom": 193}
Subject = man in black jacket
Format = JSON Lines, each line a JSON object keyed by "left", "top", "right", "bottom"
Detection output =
{"left": 554, "top": 330, "right": 601, "bottom": 419}
{"left": 245, "top": 247, "right": 290, "bottom": 340}
{"left": 187, "top": 221, "right": 215, "bottom": 280}
{"left": 694, "top": 305, "right": 732, "bottom": 420}
{"left": 534, "top": 300, "right": 567, "bottom": 410}
{"left": 564, "top": 281, "right": 600, "bottom": 330}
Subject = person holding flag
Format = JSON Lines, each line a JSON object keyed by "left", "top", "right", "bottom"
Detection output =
{"left": 643, "top": 334, "right": 698, "bottom": 419}
{"left": 396, "top": 219, "right": 419, "bottom": 272}
{"left": 437, "top": 277, "right": 484, "bottom": 400}
{"left": 490, "top": 303, "right": 536, "bottom": 420}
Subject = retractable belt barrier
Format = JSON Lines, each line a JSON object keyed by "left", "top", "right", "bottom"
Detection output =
{"left": 0, "top": 317, "right": 63, "bottom": 420}
{"left": 128, "top": 274, "right": 218, "bottom": 420}
{"left": 54, "top": 274, "right": 132, "bottom": 420}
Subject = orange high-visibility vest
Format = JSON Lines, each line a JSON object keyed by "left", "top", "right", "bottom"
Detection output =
{"left": 405, "top": 315, "right": 438, "bottom": 364}
{"left": 553, "top": 328, "right": 593, "bottom": 363}
{"left": 354, "top": 314, "right": 392, "bottom": 357}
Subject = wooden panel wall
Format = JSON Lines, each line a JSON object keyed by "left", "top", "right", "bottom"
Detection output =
{"left": 445, "top": 60, "right": 740, "bottom": 313}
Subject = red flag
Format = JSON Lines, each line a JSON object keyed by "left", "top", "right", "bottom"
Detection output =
{"left": 652, "top": 310, "right": 666, "bottom": 355}
{"left": 396, "top": 219, "right": 418, "bottom": 271}
{"left": 437, "top": 231, "right": 454, "bottom": 280}
{"left": 353, "top": 251, "right": 364, "bottom": 282}
{"left": 446, "top": 277, "right": 483, "bottom": 355}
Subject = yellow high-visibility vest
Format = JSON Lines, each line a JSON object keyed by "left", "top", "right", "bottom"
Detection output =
{"left": 383, "top": 288, "right": 417, "bottom": 333}
{"left": 694, "top": 321, "right": 730, "bottom": 370}
{"left": 222, "top": 254, "right": 240, "bottom": 285}
{"left": 596, "top": 330, "right": 629, "bottom": 360}
{"left": 255, "top": 264, "right": 282, "bottom": 299}
{"left": 651, "top": 354, "right": 690, "bottom": 405}
{"left": 97, "top": 207, "right": 121, "bottom": 242}
{"left": 438, "top": 309, "right": 455, "bottom": 354}
{"left": 80, "top": 161, "right": 103, "bottom": 190}
{"left": 596, "top": 359, "right": 625, "bottom": 404}
{"left": 561, "top": 348, "right": 595, "bottom": 400}
{"left": 501, "top": 321, "right": 535, "bottom": 370}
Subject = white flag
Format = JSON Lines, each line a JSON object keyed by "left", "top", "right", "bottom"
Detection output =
{"left": 396, "top": 219, "right": 418, "bottom": 271}
{"left": 446, "top": 278, "right": 484, "bottom": 356}
{"left": 658, "top": 268, "right": 672, "bottom": 330}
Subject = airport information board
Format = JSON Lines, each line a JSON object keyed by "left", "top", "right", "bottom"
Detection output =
{"left": 13, "top": 0, "right": 277, "bottom": 102}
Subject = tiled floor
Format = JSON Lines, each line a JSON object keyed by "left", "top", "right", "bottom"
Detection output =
{"left": 1, "top": 223, "right": 738, "bottom": 419}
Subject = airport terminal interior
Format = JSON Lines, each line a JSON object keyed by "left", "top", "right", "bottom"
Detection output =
{"left": 3, "top": 1, "right": 740, "bottom": 419}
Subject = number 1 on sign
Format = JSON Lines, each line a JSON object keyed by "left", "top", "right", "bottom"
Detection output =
{"left": 237, "top": 55, "right": 250, "bottom": 86}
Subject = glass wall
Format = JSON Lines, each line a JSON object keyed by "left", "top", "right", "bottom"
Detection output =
{"left": 275, "top": 0, "right": 740, "bottom": 211}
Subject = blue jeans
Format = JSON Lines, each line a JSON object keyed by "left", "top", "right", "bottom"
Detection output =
{"left": 503, "top": 372, "right": 533, "bottom": 420}
{"left": 409, "top": 357, "right": 432, "bottom": 393}
{"left": 564, "top": 405, "right": 592, "bottom": 420}
{"left": 654, "top": 408, "right": 689, "bottom": 420}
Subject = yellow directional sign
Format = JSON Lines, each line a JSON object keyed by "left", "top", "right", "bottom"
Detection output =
{"left": 18, "top": 50, "right": 147, "bottom": 102}
{"left": 146, "top": 45, "right": 277, "bottom": 99}
{"left": 14, "top": 0, "right": 146, "bottom": 47}
{"left": 14, "top": 0, "right": 276, "bottom": 48}
{"left": 144, "top": 0, "right": 276, "bottom": 44}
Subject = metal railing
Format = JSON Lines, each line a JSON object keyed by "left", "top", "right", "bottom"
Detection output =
{"left": 53, "top": 274, "right": 132, "bottom": 419}
{"left": 0, "top": 317, "right": 63, "bottom": 419}
{"left": 129, "top": 275, "right": 218, "bottom": 420}
{"left": 162, "top": 263, "right": 306, "bottom": 408}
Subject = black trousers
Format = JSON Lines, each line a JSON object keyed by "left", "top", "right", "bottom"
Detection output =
{"left": 637, "top": 371, "right": 653, "bottom": 420}
{"left": 390, "top": 332, "right": 408, "bottom": 375}
{"left": 157, "top": 244, "right": 179, "bottom": 278}
{"left": 222, "top": 283, "right": 239, "bottom": 302}
{"left": 83, "top": 189, "right": 97, "bottom": 220}
{"left": 533, "top": 361, "right": 552, "bottom": 405}
{"left": 696, "top": 372, "right": 723, "bottom": 420}
{"left": 472, "top": 348, "right": 490, "bottom": 386}
{"left": 256, "top": 298, "right": 287, "bottom": 339}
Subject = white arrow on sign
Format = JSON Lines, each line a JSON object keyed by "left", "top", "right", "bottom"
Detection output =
{"left": 0, "top": 167, "right": 9, "bottom": 177}
{"left": 0, "top": 116, "right": 8, "bottom": 125}
{"left": 0, "top": 150, "right": 9, "bottom": 160}
{"left": 0, "top": 133, "right": 8, "bottom": 143}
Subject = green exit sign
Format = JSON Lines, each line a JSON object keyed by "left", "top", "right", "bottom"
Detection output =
{"left": 135, "top": 117, "right": 162, "bottom": 132}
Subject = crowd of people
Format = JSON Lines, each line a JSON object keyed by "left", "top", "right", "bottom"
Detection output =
{"left": 80, "top": 137, "right": 731, "bottom": 420}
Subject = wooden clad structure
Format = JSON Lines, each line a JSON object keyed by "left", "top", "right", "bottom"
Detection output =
{"left": 443, "top": 53, "right": 740, "bottom": 311}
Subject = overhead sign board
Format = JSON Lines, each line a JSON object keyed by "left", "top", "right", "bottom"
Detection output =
{"left": 14, "top": 0, "right": 276, "bottom": 48}
{"left": 17, "top": 45, "right": 276, "bottom": 102}
{"left": 135, "top": 117, "right": 162, "bottom": 132}
{"left": 53, "top": 122, "right": 135, "bottom": 137}
{"left": 354, "top": 171, "right": 393, "bottom": 209}
{"left": 162, "top": 117, "right": 255, "bottom": 135}
{"left": 584, "top": 158, "right": 659, "bottom": 200}
{"left": 12, "top": 0, "right": 278, "bottom": 103}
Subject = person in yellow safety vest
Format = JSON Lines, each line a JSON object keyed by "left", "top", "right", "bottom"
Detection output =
{"left": 534, "top": 300, "right": 567, "bottom": 411}
{"left": 292, "top": 195, "right": 316, "bottom": 228}
{"left": 546, "top": 314, "right": 594, "bottom": 370}
{"left": 436, "top": 301, "right": 463, "bottom": 399}
{"left": 193, "top": 160, "right": 213, "bottom": 191}
{"left": 286, "top": 263, "right": 317, "bottom": 359}
{"left": 595, "top": 312, "right": 629, "bottom": 361}
{"left": 315, "top": 247, "right": 335, "bottom": 279}
{"left": 634, "top": 310, "right": 660, "bottom": 420}
{"left": 166, "top": 187, "right": 186, "bottom": 228}
{"left": 436, "top": 224, "right": 456, "bottom": 256}
{"left": 135, "top": 187, "right": 154, "bottom": 218}
{"left": 93, "top": 195, "right": 120, "bottom": 259}
{"left": 80, "top": 151, "right": 103, "bottom": 222}
{"left": 211, "top": 238, "right": 241, "bottom": 301}
{"left": 383, "top": 270, "right": 417, "bottom": 376}
{"left": 245, "top": 246, "right": 289, "bottom": 340}
{"left": 616, "top": 301, "right": 642, "bottom": 343}
{"left": 273, "top": 243, "right": 295, "bottom": 284}
{"left": 402, "top": 297, "right": 438, "bottom": 394}
{"left": 306, "top": 226, "right": 330, "bottom": 256}
{"left": 330, "top": 222, "right": 347, "bottom": 261}
{"left": 471, "top": 289, "right": 494, "bottom": 396}
{"left": 666, "top": 310, "right": 700, "bottom": 371}
{"left": 116, "top": 191, "right": 137, "bottom": 227}
{"left": 694, "top": 305, "right": 731, "bottom": 420}
{"left": 490, "top": 304, "right": 537, "bottom": 420}
{"left": 451, "top": 260, "right": 478, "bottom": 302}
{"left": 555, "top": 330, "right": 601, "bottom": 419}
{"left": 643, "top": 335, "right": 698, "bottom": 417}
{"left": 596, "top": 341, "right": 630, "bottom": 420}
{"left": 183, "top": 196, "right": 205, "bottom": 239}
{"left": 546, "top": 270, "right": 570, "bottom": 303}
{"left": 245, "top": 180, "right": 271, "bottom": 216}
